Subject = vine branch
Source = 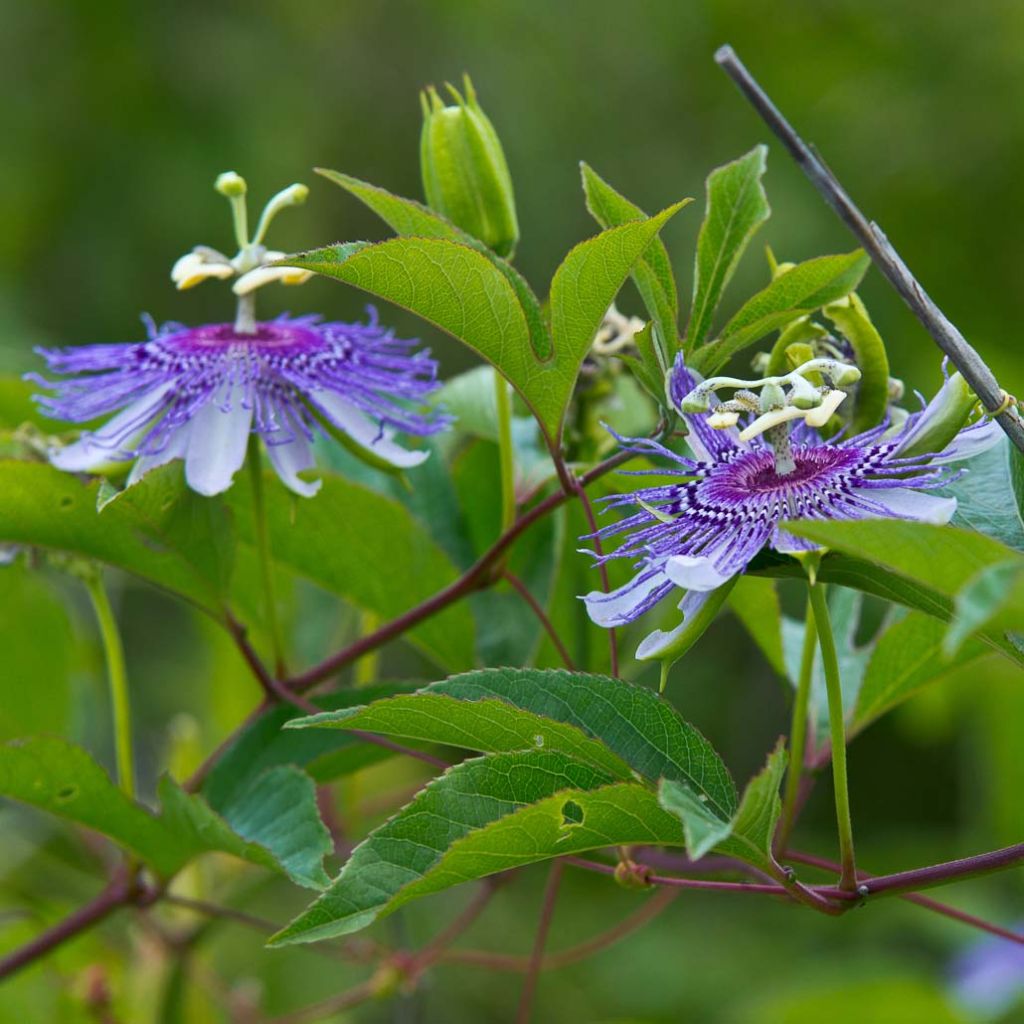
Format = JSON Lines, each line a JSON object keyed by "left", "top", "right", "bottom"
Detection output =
{"left": 715, "top": 44, "right": 1024, "bottom": 453}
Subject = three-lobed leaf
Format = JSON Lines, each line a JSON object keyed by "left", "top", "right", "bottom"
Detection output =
{"left": 316, "top": 169, "right": 551, "bottom": 363}
{"left": 284, "top": 207, "right": 684, "bottom": 446}
{"left": 780, "top": 520, "right": 1024, "bottom": 664}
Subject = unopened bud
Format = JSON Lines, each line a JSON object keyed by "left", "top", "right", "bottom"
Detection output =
{"left": 419, "top": 75, "right": 519, "bottom": 258}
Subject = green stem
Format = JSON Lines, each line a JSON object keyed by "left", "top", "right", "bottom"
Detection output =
{"left": 248, "top": 437, "right": 286, "bottom": 674}
{"left": 494, "top": 371, "right": 516, "bottom": 534}
{"left": 807, "top": 581, "right": 857, "bottom": 890}
{"left": 776, "top": 596, "right": 817, "bottom": 853}
{"left": 84, "top": 572, "right": 134, "bottom": 799}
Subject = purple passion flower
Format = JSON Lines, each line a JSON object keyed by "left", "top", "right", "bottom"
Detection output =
{"left": 31, "top": 310, "right": 448, "bottom": 498}
{"left": 583, "top": 354, "right": 1001, "bottom": 660}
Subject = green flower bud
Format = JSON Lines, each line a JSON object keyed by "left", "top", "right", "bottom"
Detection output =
{"left": 419, "top": 75, "right": 519, "bottom": 258}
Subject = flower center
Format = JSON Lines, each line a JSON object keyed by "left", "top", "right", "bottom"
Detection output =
{"left": 711, "top": 446, "right": 858, "bottom": 498}
{"left": 165, "top": 322, "right": 325, "bottom": 352}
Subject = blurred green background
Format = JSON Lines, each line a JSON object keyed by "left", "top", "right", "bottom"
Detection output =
{"left": 2, "top": 1, "right": 1022, "bottom": 1022}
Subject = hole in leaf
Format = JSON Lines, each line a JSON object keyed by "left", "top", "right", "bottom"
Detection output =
{"left": 560, "top": 800, "right": 584, "bottom": 827}
{"left": 56, "top": 785, "right": 77, "bottom": 802}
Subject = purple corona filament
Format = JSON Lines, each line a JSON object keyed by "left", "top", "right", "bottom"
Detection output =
{"left": 582, "top": 354, "right": 1001, "bottom": 660}
{"left": 30, "top": 310, "right": 449, "bottom": 497}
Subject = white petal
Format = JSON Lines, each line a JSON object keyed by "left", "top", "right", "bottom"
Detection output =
{"left": 635, "top": 589, "right": 715, "bottom": 660}
{"left": 50, "top": 384, "right": 173, "bottom": 471}
{"left": 313, "top": 393, "right": 429, "bottom": 469}
{"left": 582, "top": 570, "right": 668, "bottom": 627}
{"left": 185, "top": 389, "right": 254, "bottom": 496}
{"left": 665, "top": 554, "right": 732, "bottom": 592}
{"left": 127, "top": 425, "right": 190, "bottom": 486}
{"left": 265, "top": 429, "right": 321, "bottom": 498}
{"left": 868, "top": 487, "right": 957, "bottom": 525}
{"left": 233, "top": 265, "right": 312, "bottom": 295}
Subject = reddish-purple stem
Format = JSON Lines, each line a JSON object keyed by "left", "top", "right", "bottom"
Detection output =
{"left": 0, "top": 871, "right": 138, "bottom": 982}
{"left": 785, "top": 850, "right": 1024, "bottom": 945}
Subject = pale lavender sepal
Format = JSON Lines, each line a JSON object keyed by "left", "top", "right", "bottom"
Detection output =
{"left": 635, "top": 588, "right": 715, "bottom": 660}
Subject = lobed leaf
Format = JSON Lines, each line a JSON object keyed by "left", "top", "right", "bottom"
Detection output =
{"left": 284, "top": 207, "right": 684, "bottom": 446}
{"left": 943, "top": 437, "right": 1024, "bottom": 553}
{"left": 202, "top": 683, "right": 417, "bottom": 812}
{"left": 780, "top": 521, "right": 1024, "bottom": 665}
{"left": 317, "top": 169, "right": 551, "bottom": 363}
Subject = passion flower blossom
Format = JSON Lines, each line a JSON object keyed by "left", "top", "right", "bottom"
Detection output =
{"left": 583, "top": 355, "right": 1001, "bottom": 660}
{"left": 30, "top": 309, "right": 448, "bottom": 497}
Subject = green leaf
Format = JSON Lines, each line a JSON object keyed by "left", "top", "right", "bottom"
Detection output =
{"left": 579, "top": 162, "right": 686, "bottom": 353}
{"left": 783, "top": 520, "right": 1021, "bottom": 604}
{"left": 727, "top": 576, "right": 786, "bottom": 677}
{"left": 943, "top": 437, "right": 1024, "bottom": 553}
{"left": 781, "top": 520, "right": 1024, "bottom": 663}
{"left": 854, "top": 610, "right": 990, "bottom": 732}
{"left": 227, "top": 471, "right": 475, "bottom": 670}
{"left": 0, "top": 565, "right": 74, "bottom": 741}
{"left": 0, "top": 738, "right": 330, "bottom": 887}
{"left": 621, "top": 322, "right": 671, "bottom": 402}
{"left": 202, "top": 683, "right": 417, "bottom": 811}
{"left": 205, "top": 766, "right": 333, "bottom": 890}
{"left": 692, "top": 251, "right": 871, "bottom": 375}
{"left": 0, "top": 377, "right": 43, "bottom": 429}
{"left": 317, "top": 168, "right": 467, "bottom": 241}
{"left": 284, "top": 236, "right": 542, "bottom": 413}
{"left": 159, "top": 767, "right": 332, "bottom": 890}
{"left": 0, "top": 461, "right": 233, "bottom": 615}
{"left": 317, "top": 170, "right": 550, "bottom": 364}
{"left": 288, "top": 693, "right": 634, "bottom": 782}
{"left": 687, "top": 146, "right": 770, "bottom": 347}
{"left": 943, "top": 561, "right": 1024, "bottom": 657}
{"left": 270, "top": 749, "right": 686, "bottom": 945}
{"left": 292, "top": 668, "right": 737, "bottom": 819}
{"left": 546, "top": 202, "right": 689, "bottom": 440}
{"left": 287, "top": 207, "right": 684, "bottom": 446}
{"left": 659, "top": 741, "right": 786, "bottom": 868}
